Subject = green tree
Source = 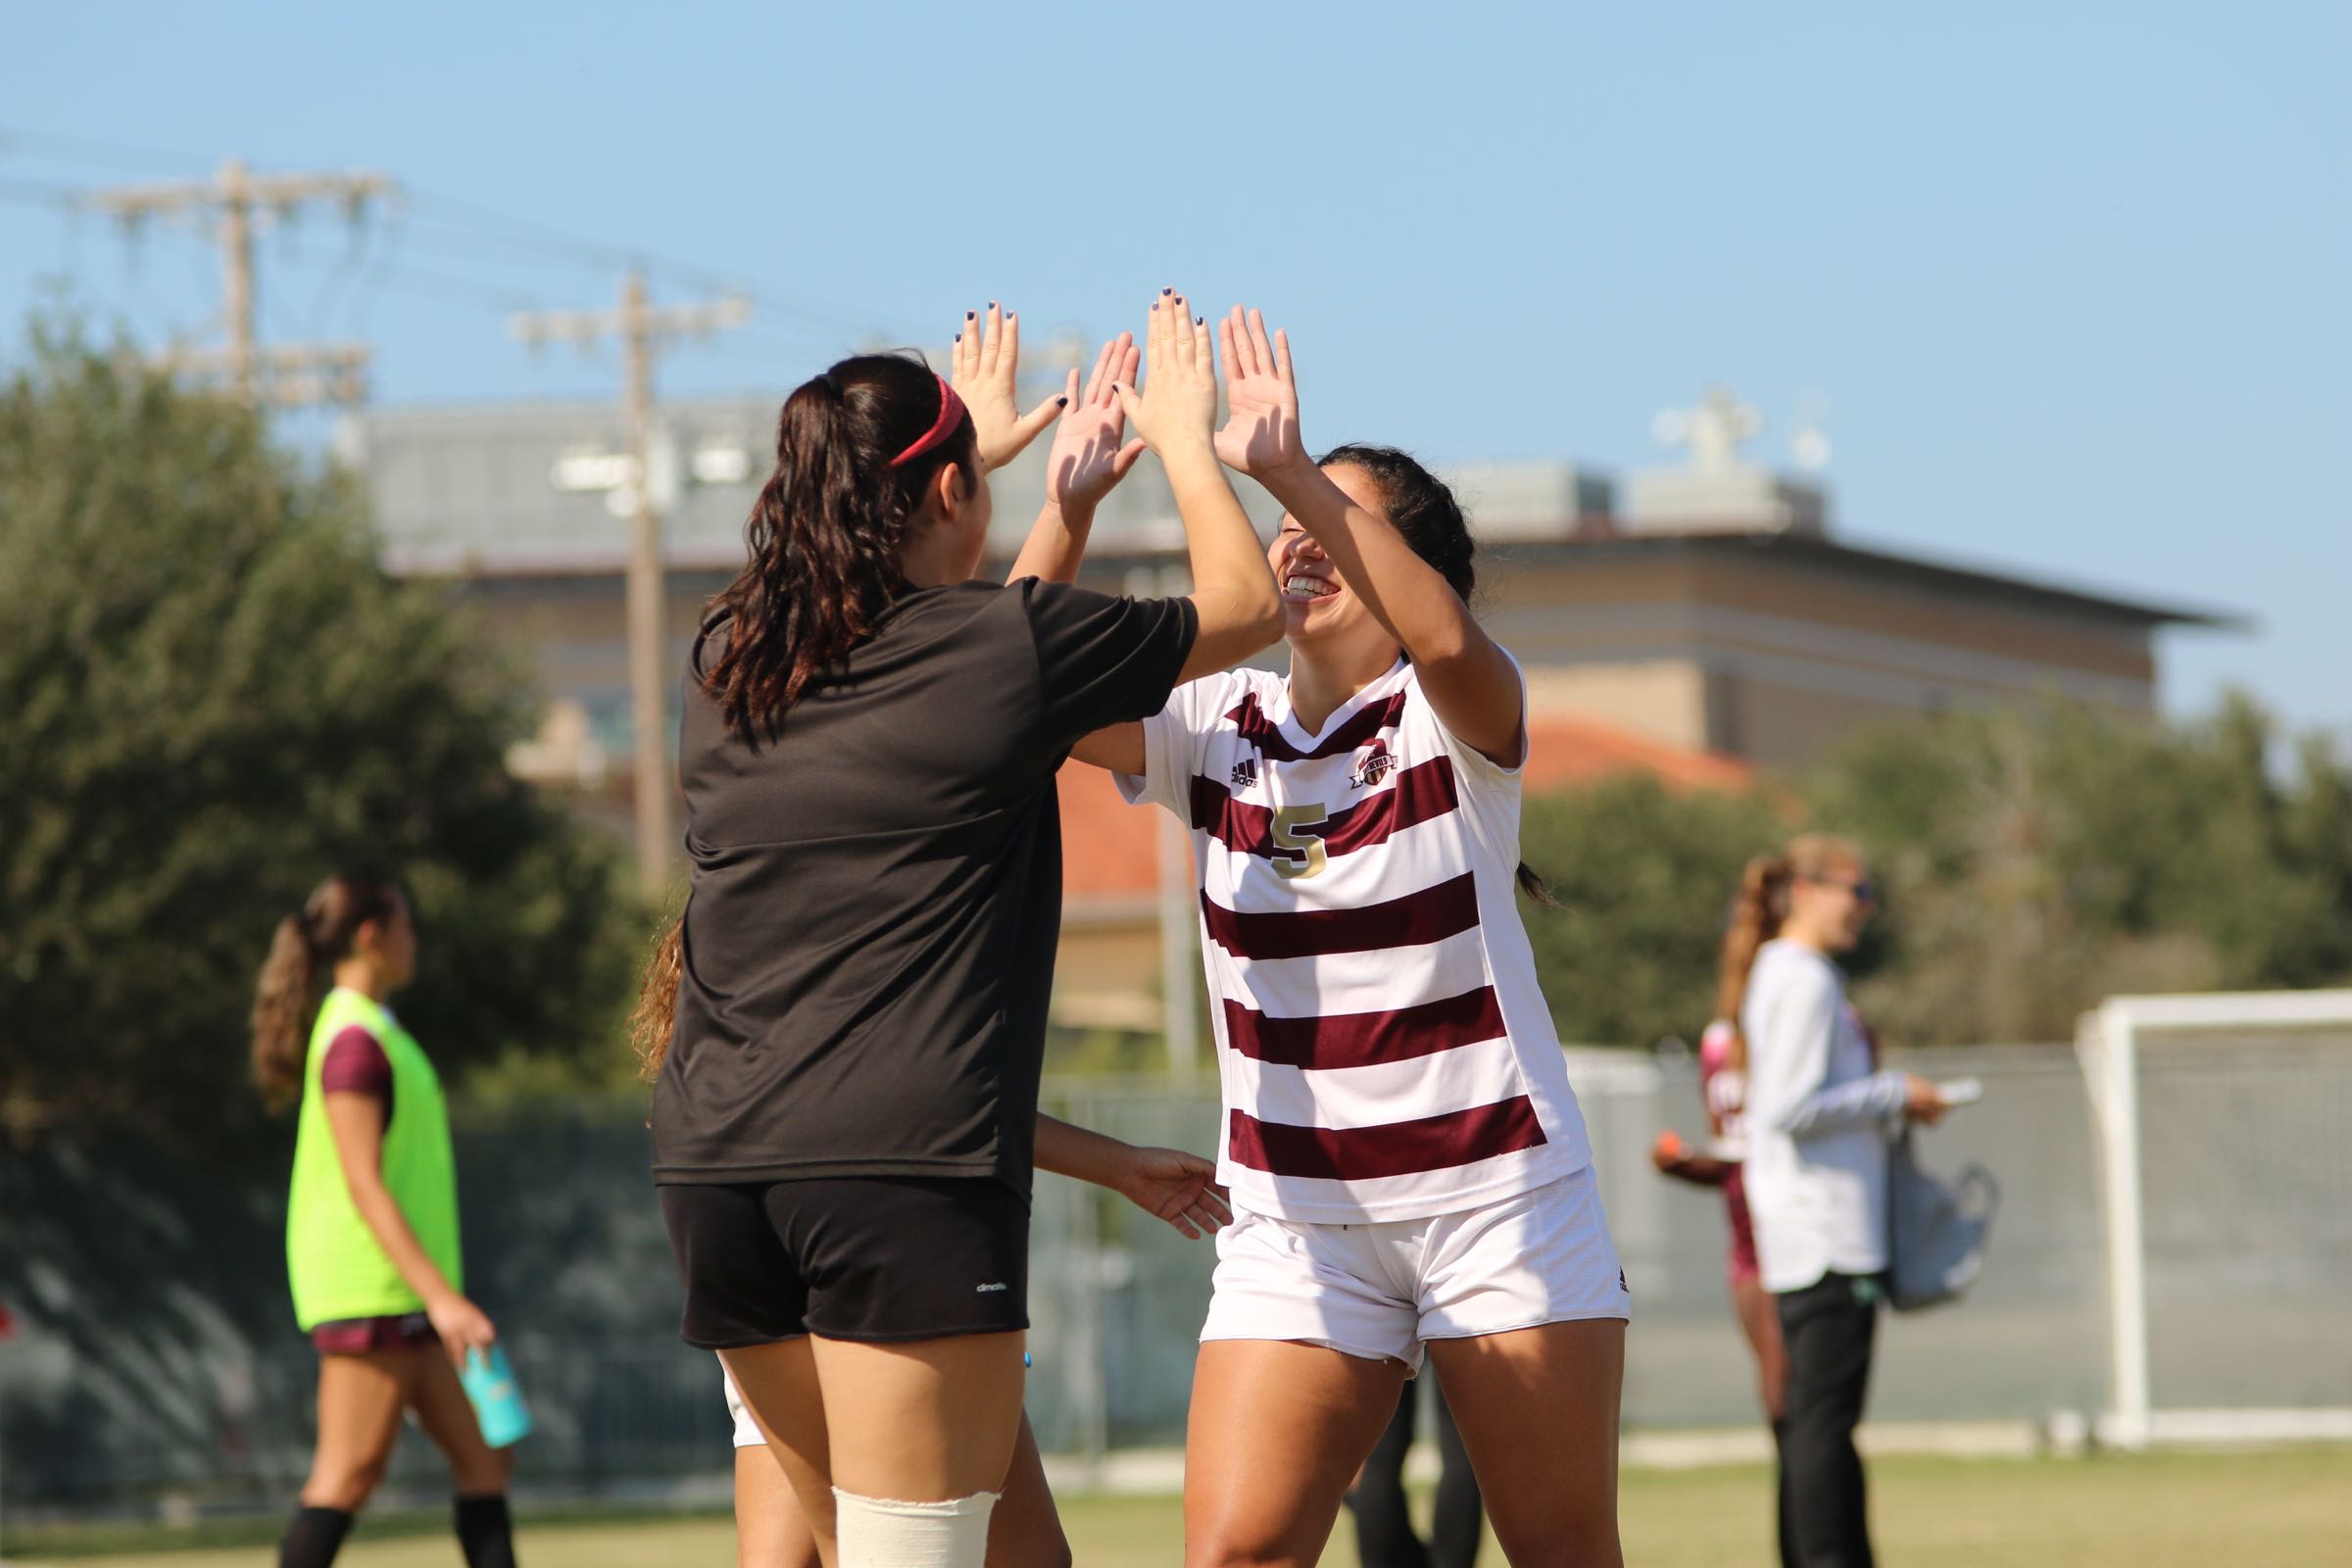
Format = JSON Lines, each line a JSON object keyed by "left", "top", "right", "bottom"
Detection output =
{"left": 0, "top": 319, "right": 643, "bottom": 1156}
{"left": 1519, "top": 774, "right": 1787, "bottom": 1048}
{"left": 1807, "top": 697, "right": 2352, "bottom": 1045}
{"left": 1516, "top": 697, "right": 2351, "bottom": 1052}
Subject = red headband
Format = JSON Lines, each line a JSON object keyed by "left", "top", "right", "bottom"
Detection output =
{"left": 890, "top": 374, "right": 967, "bottom": 467}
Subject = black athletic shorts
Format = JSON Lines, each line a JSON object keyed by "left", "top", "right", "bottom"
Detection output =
{"left": 658, "top": 1175, "right": 1030, "bottom": 1348}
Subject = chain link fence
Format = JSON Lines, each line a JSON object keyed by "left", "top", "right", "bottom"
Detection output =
{"left": 0, "top": 1044, "right": 2226, "bottom": 1522}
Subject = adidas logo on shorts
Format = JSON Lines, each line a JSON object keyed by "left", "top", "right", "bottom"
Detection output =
{"left": 975, "top": 1282, "right": 1008, "bottom": 1293}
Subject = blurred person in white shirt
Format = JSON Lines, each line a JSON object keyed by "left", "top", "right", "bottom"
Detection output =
{"left": 1723, "top": 836, "right": 1947, "bottom": 1568}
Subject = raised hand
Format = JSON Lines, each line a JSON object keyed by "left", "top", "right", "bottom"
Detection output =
{"left": 1045, "top": 331, "right": 1147, "bottom": 513}
{"left": 950, "top": 301, "right": 1063, "bottom": 471}
{"left": 1114, "top": 1145, "right": 1234, "bottom": 1241}
{"left": 1213, "top": 305, "right": 1306, "bottom": 480}
{"left": 1111, "top": 288, "right": 1219, "bottom": 458}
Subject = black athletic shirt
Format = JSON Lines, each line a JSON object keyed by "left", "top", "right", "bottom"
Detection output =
{"left": 650, "top": 577, "right": 1198, "bottom": 1196}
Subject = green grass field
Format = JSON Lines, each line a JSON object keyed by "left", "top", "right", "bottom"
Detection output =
{"left": 21, "top": 1448, "right": 2348, "bottom": 1567}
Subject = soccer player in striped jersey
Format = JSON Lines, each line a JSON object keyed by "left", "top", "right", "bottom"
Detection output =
{"left": 1073, "top": 308, "right": 1630, "bottom": 1567}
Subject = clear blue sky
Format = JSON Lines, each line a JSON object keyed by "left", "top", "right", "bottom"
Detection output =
{"left": 5, "top": 2, "right": 2346, "bottom": 741}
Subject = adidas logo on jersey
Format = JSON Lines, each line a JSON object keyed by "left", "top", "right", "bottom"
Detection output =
{"left": 1230, "top": 759, "right": 1259, "bottom": 791}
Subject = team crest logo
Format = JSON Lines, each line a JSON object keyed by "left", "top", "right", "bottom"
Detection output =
{"left": 1349, "top": 741, "right": 1395, "bottom": 791}
{"left": 1230, "top": 759, "right": 1259, "bottom": 791}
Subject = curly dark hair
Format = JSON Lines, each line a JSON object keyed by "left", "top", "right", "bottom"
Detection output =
{"left": 702, "top": 353, "right": 978, "bottom": 744}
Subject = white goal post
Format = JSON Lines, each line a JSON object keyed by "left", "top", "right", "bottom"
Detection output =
{"left": 2078, "top": 988, "right": 2352, "bottom": 1450}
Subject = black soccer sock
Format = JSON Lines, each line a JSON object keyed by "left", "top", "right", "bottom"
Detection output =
{"left": 454, "top": 1492, "right": 517, "bottom": 1568}
{"left": 278, "top": 1503, "right": 354, "bottom": 1568}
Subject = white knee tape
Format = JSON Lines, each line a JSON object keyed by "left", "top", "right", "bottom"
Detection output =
{"left": 831, "top": 1488, "right": 998, "bottom": 1568}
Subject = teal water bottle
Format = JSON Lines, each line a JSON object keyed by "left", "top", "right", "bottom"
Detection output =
{"left": 461, "top": 1346, "right": 534, "bottom": 1447}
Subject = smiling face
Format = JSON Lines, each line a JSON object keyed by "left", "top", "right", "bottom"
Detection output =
{"left": 1269, "top": 462, "right": 1400, "bottom": 668}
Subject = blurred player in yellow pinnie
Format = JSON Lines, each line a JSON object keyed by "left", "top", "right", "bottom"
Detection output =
{"left": 252, "top": 873, "right": 520, "bottom": 1568}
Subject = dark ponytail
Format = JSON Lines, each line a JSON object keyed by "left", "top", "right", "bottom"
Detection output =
{"left": 704, "top": 354, "right": 979, "bottom": 744}
{"left": 1316, "top": 444, "right": 1551, "bottom": 903}
{"left": 251, "top": 874, "right": 403, "bottom": 1109}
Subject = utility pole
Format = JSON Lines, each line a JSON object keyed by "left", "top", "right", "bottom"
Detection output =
{"left": 511, "top": 270, "right": 751, "bottom": 892}
{"left": 87, "top": 159, "right": 392, "bottom": 409}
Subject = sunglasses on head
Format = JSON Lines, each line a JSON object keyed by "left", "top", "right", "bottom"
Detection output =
{"left": 1807, "top": 873, "right": 1876, "bottom": 903}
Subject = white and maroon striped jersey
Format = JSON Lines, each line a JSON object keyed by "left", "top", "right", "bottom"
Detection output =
{"left": 1117, "top": 656, "right": 1592, "bottom": 1223}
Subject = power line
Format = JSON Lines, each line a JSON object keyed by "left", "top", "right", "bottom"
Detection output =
{"left": 5, "top": 124, "right": 916, "bottom": 392}
{"left": 398, "top": 187, "right": 900, "bottom": 339}
{"left": 0, "top": 175, "right": 84, "bottom": 209}
{"left": 0, "top": 125, "right": 210, "bottom": 176}
{"left": 348, "top": 258, "right": 546, "bottom": 315}
{"left": 6, "top": 122, "right": 904, "bottom": 339}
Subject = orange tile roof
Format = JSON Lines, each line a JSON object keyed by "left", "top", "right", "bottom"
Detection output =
{"left": 1520, "top": 715, "right": 1753, "bottom": 793}
{"left": 1060, "top": 763, "right": 1155, "bottom": 899}
{"left": 1056, "top": 716, "right": 1749, "bottom": 900}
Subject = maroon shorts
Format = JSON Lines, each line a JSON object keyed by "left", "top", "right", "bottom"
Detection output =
{"left": 311, "top": 1310, "right": 437, "bottom": 1354}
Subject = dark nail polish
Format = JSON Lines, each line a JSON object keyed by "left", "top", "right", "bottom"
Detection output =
{"left": 1055, "top": 395, "right": 1068, "bottom": 406}
{"left": 954, "top": 333, "right": 961, "bottom": 342}
{"left": 1196, "top": 316, "right": 1204, "bottom": 324}
{"left": 1152, "top": 302, "right": 1159, "bottom": 311}
{"left": 1162, "top": 286, "right": 1172, "bottom": 295}
{"left": 966, "top": 311, "right": 975, "bottom": 319}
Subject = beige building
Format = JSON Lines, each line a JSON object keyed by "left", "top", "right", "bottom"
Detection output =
{"left": 342, "top": 383, "right": 2224, "bottom": 807}
{"left": 343, "top": 385, "right": 2227, "bottom": 1044}
{"left": 1479, "top": 527, "right": 2193, "bottom": 771}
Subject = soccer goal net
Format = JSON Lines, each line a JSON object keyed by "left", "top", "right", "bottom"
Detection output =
{"left": 2078, "top": 988, "right": 2352, "bottom": 1449}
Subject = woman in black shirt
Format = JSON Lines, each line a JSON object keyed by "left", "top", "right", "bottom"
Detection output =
{"left": 648, "top": 294, "right": 1280, "bottom": 1567}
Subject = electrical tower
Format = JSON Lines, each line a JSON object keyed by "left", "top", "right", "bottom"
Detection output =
{"left": 511, "top": 269, "right": 751, "bottom": 892}
{"left": 87, "top": 158, "right": 394, "bottom": 409}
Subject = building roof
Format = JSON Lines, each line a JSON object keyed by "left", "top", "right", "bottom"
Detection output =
{"left": 1491, "top": 527, "right": 2238, "bottom": 631}
{"left": 343, "top": 398, "right": 2235, "bottom": 631}
{"left": 1059, "top": 715, "right": 1750, "bottom": 906}
{"left": 340, "top": 394, "right": 1285, "bottom": 577}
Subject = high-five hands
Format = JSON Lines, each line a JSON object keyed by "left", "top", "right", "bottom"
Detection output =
{"left": 951, "top": 295, "right": 1307, "bottom": 485}
{"left": 1045, "top": 331, "right": 1147, "bottom": 513}
{"left": 1112, "top": 289, "right": 1220, "bottom": 458}
{"left": 1214, "top": 305, "right": 1306, "bottom": 481}
{"left": 950, "top": 302, "right": 1063, "bottom": 471}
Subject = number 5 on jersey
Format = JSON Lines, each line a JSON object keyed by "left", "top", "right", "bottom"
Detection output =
{"left": 1272, "top": 803, "right": 1330, "bottom": 880}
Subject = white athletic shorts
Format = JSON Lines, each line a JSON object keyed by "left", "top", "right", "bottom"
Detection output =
{"left": 1200, "top": 1164, "right": 1630, "bottom": 1372}
{"left": 721, "top": 1363, "right": 762, "bottom": 1447}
